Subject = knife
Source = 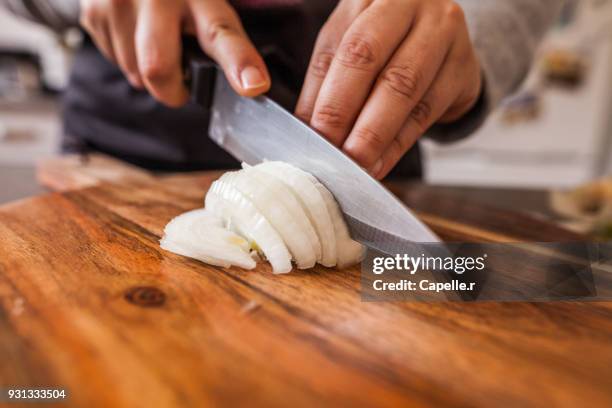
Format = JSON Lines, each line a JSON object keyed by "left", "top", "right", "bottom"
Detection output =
{"left": 186, "top": 54, "right": 442, "bottom": 256}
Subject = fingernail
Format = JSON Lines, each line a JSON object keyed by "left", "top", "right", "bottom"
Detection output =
{"left": 240, "top": 66, "right": 267, "bottom": 90}
{"left": 370, "top": 159, "right": 383, "bottom": 178}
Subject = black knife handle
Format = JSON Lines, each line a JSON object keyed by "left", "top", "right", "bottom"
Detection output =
{"left": 182, "top": 37, "right": 299, "bottom": 114}
{"left": 182, "top": 37, "right": 217, "bottom": 109}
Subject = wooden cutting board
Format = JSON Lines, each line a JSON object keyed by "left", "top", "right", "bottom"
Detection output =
{"left": 1, "top": 170, "right": 611, "bottom": 407}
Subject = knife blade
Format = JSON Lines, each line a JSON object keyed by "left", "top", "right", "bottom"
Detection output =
{"left": 206, "top": 71, "right": 441, "bottom": 254}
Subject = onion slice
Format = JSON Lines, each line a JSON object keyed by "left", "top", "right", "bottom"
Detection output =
{"left": 206, "top": 172, "right": 293, "bottom": 274}
{"left": 311, "top": 179, "right": 366, "bottom": 268}
{"left": 160, "top": 209, "right": 256, "bottom": 269}
{"left": 230, "top": 167, "right": 320, "bottom": 269}
{"left": 254, "top": 161, "right": 338, "bottom": 267}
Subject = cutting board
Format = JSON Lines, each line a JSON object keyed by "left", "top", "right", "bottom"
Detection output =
{"left": 1, "top": 168, "right": 611, "bottom": 407}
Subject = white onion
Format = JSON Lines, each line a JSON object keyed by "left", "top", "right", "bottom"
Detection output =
{"left": 160, "top": 162, "right": 365, "bottom": 273}
{"left": 206, "top": 173, "right": 293, "bottom": 274}
{"left": 310, "top": 178, "right": 366, "bottom": 267}
{"left": 230, "top": 167, "right": 321, "bottom": 269}
{"left": 160, "top": 209, "right": 256, "bottom": 269}
{"left": 255, "top": 161, "right": 338, "bottom": 267}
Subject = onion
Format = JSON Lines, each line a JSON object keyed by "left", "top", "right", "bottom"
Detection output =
{"left": 230, "top": 166, "right": 320, "bottom": 269}
{"left": 255, "top": 161, "right": 338, "bottom": 267}
{"left": 160, "top": 162, "right": 365, "bottom": 272}
{"left": 160, "top": 209, "right": 256, "bottom": 269}
{"left": 206, "top": 173, "right": 293, "bottom": 274}
{"left": 310, "top": 178, "right": 366, "bottom": 268}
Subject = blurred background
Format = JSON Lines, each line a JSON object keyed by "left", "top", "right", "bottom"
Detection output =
{"left": 0, "top": 0, "right": 611, "bottom": 231}
{"left": 422, "top": 0, "right": 612, "bottom": 189}
{"left": 0, "top": 7, "right": 71, "bottom": 202}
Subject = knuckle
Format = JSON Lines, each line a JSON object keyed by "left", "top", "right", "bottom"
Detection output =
{"left": 203, "top": 20, "right": 236, "bottom": 43}
{"left": 379, "top": 63, "right": 422, "bottom": 100}
{"left": 337, "top": 35, "right": 378, "bottom": 70}
{"left": 309, "top": 50, "right": 335, "bottom": 78}
{"left": 444, "top": 2, "right": 465, "bottom": 26}
{"left": 391, "top": 133, "right": 412, "bottom": 153}
{"left": 350, "top": 126, "right": 388, "bottom": 153}
{"left": 313, "top": 103, "right": 348, "bottom": 129}
{"left": 409, "top": 100, "right": 433, "bottom": 132}
{"left": 140, "top": 57, "right": 172, "bottom": 82}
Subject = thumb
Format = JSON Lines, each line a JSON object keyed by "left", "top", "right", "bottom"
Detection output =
{"left": 188, "top": 0, "right": 270, "bottom": 97}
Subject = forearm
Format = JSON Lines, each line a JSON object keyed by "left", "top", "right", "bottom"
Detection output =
{"left": 428, "top": 0, "right": 570, "bottom": 142}
{"left": 1, "top": 0, "right": 79, "bottom": 31}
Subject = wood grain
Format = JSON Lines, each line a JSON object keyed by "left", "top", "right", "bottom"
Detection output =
{"left": 0, "top": 173, "right": 610, "bottom": 408}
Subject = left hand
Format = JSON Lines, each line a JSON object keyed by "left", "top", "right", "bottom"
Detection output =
{"left": 295, "top": 0, "right": 482, "bottom": 179}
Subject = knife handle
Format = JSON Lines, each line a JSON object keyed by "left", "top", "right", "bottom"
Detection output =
{"left": 182, "top": 36, "right": 217, "bottom": 109}
{"left": 183, "top": 37, "right": 296, "bottom": 110}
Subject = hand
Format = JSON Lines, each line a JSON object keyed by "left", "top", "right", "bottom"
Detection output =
{"left": 295, "top": 0, "right": 482, "bottom": 179}
{"left": 79, "top": 0, "right": 271, "bottom": 107}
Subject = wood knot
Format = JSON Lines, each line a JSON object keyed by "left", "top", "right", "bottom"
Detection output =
{"left": 124, "top": 286, "right": 166, "bottom": 308}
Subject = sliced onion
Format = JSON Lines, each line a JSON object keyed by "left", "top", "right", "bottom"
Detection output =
{"left": 311, "top": 179, "right": 366, "bottom": 268}
{"left": 161, "top": 163, "right": 365, "bottom": 273}
{"left": 254, "top": 161, "right": 338, "bottom": 267}
{"left": 206, "top": 172, "right": 293, "bottom": 274}
{"left": 230, "top": 167, "right": 320, "bottom": 269}
{"left": 160, "top": 209, "right": 256, "bottom": 269}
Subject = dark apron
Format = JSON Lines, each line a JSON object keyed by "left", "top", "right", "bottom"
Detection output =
{"left": 62, "top": 2, "right": 421, "bottom": 178}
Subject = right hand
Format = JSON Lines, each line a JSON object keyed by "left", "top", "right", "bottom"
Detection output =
{"left": 79, "top": 0, "right": 271, "bottom": 107}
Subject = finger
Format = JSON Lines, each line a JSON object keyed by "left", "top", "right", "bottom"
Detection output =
{"left": 439, "top": 51, "right": 482, "bottom": 123}
{"left": 294, "top": 3, "right": 362, "bottom": 122}
{"left": 88, "top": 22, "right": 117, "bottom": 63}
{"left": 438, "top": 10, "right": 482, "bottom": 124}
{"left": 135, "top": 1, "right": 187, "bottom": 107}
{"left": 293, "top": 24, "right": 342, "bottom": 123}
{"left": 342, "top": 10, "right": 455, "bottom": 170}
{"left": 373, "top": 46, "right": 470, "bottom": 179}
{"left": 96, "top": 23, "right": 117, "bottom": 63}
{"left": 309, "top": 1, "right": 418, "bottom": 146}
{"left": 189, "top": 0, "right": 270, "bottom": 97}
{"left": 108, "top": 4, "right": 142, "bottom": 88}
{"left": 80, "top": 3, "right": 117, "bottom": 63}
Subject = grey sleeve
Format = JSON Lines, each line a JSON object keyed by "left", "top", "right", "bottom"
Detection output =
{"left": 1, "top": 0, "right": 80, "bottom": 31}
{"left": 427, "top": 0, "right": 569, "bottom": 143}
